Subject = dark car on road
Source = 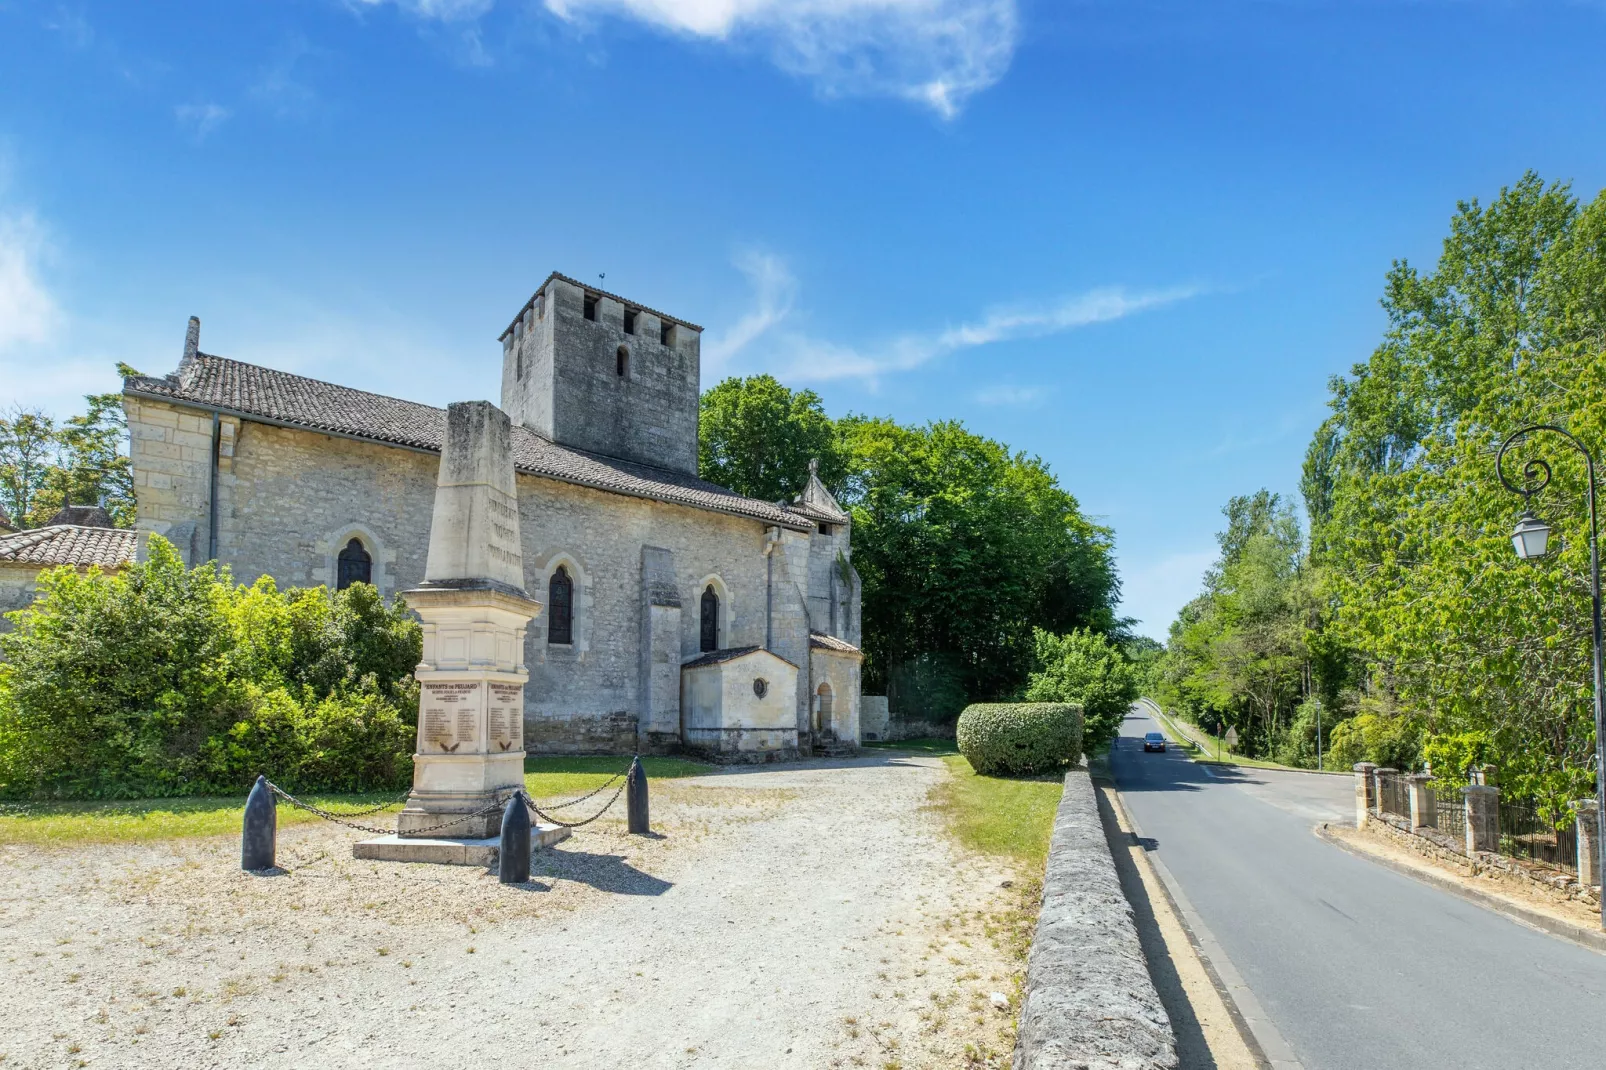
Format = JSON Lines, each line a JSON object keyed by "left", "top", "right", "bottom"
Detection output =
{"left": 1142, "top": 731, "right": 1167, "bottom": 753}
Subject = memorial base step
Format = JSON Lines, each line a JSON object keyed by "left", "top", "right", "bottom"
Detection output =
{"left": 352, "top": 824, "right": 570, "bottom": 867}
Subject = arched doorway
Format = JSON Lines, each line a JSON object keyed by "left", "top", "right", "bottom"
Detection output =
{"left": 815, "top": 682, "right": 835, "bottom": 740}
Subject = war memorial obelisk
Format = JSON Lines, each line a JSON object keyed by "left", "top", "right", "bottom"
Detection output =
{"left": 355, "top": 400, "right": 567, "bottom": 864}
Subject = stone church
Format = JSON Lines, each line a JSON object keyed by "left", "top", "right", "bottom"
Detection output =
{"left": 121, "top": 272, "right": 863, "bottom": 758}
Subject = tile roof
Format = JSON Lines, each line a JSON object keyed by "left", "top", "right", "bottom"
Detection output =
{"left": 0, "top": 525, "right": 137, "bottom": 569}
{"left": 809, "top": 631, "right": 862, "bottom": 655}
{"left": 788, "top": 499, "right": 850, "bottom": 525}
{"left": 124, "top": 356, "right": 814, "bottom": 531}
{"left": 680, "top": 646, "right": 799, "bottom": 670}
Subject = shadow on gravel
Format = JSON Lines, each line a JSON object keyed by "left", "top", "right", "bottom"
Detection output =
{"left": 534, "top": 849, "right": 674, "bottom": 896}
{"left": 1093, "top": 781, "right": 1220, "bottom": 1070}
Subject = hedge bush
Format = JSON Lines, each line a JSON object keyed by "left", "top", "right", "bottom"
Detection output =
{"left": 955, "top": 702, "right": 1083, "bottom": 777}
{"left": 0, "top": 535, "right": 421, "bottom": 799}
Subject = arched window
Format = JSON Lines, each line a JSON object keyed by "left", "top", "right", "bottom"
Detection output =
{"left": 616, "top": 345, "right": 629, "bottom": 378}
{"left": 337, "top": 537, "right": 371, "bottom": 590}
{"left": 700, "top": 584, "right": 719, "bottom": 652}
{"left": 548, "top": 566, "right": 573, "bottom": 645}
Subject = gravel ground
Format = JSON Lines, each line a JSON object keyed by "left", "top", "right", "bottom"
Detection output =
{"left": 1, "top": 753, "right": 1028, "bottom": 1069}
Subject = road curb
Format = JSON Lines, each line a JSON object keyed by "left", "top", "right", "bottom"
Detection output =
{"left": 1105, "top": 784, "right": 1303, "bottom": 1070}
{"left": 1314, "top": 824, "right": 1606, "bottom": 956}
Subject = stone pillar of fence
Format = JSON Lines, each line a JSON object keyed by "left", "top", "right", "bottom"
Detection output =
{"left": 1464, "top": 785, "right": 1500, "bottom": 854}
{"left": 1575, "top": 799, "right": 1601, "bottom": 889}
{"left": 1354, "top": 763, "right": 1377, "bottom": 829}
{"left": 1373, "top": 768, "right": 1398, "bottom": 820}
{"left": 1407, "top": 773, "right": 1436, "bottom": 829}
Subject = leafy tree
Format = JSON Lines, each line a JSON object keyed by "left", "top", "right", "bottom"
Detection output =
{"left": 838, "top": 416, "right": 1121, "bottom": 712}
{"left": 1303, "top": 173, "right": 1606, "bottom": 810}
{"left": 1023, "top": 628, "right": 1137, "bottom": 753}
{"left": 697, "top": 377, "right": 1126, "bottom": 719}
{"left": 42, "top": 392, "right": 136, "bottom": 526}
{"left": 0, "top": 388, "right": 135, "bottom": 528}
{"left": 0, "top": 536, "right": 421, "bottom": 798}
{"left": 0, "top": 407, "right": 57, "bottom": 527}
{"left": 698, "top": 375, "right": 846, "bottom": 501}
{"left": 1152, "top": 490, "right": 1340, "bottom": 761}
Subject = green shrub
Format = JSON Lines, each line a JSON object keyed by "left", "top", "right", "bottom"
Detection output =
{"left": 1022, "top": 627, "right": 1137, "bottom": 754}
{"left": 956, "top": 702, "right": 1083, "bottom": 777}
{"left": 0, "top": 535, "right": 421, "bottom": 799}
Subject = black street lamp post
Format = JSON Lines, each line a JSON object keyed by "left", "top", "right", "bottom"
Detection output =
{"left": 1496, "top": 424, "right": 1606, "bottom": 926}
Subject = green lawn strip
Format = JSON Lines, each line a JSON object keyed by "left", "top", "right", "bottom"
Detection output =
{"left": 0, "top": 755, "right": 715, "bottom": 846}
{"left": 521, "top": 755, "right": 712, "bottom": 800}
{"left": 862, "top": 736, "right": 959, "bottom": 756}
{"left": 931, "top": 754, "right": 1064, "bottom": 868}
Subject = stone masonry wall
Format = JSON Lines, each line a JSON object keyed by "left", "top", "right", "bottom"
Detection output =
{"left": 502, "top": 276, "right": 702, "bottom": 477}
{"left": 126, "top": 397, "right": 796, "bottom": 753}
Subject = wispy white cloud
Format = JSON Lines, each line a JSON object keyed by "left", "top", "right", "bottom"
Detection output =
{"left": 701, "top": 249, "right": 796, "bottom": 372}
{"left": 356, "top": 0, "right": 1018, "bottom": 116}
{"left": 975, "top": 384, "right": 1048, "bottom": 407}
{"left": 0, "top": 213, "right": 60, "bottom": 352}
{"left": 707, "top": 252, "right": 1200, "bottom": 384}
{"left": 175, "top": 102, "right": 232, "bottom": 140}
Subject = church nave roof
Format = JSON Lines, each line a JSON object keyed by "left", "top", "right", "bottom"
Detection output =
{"left": 124, "top": 355, "right": 815, "bottom": 531}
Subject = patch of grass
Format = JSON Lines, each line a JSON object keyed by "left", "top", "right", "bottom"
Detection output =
{"left": 862, "top": 737, "right": 959, "bottom": 756}
{"left": 0, "top": 755, "right": 713, "bottom": 846}
{"left": 522, "top": 755, "right": 710, "bottom": 800}
{"left": 931, "top": 754, "right": 1063, "bottom": 867}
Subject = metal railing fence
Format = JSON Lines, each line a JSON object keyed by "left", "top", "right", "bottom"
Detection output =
{"left": 1378, "top": 773, "right": 1410, "bottom": 819}
{"left": 1497, "top": 798, "right": 1577, "bottom": 875}
{"left": 1432, "top": 787, "right": 1466, "bottom": 842}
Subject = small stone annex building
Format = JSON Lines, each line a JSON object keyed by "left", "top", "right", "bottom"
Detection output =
{"left": 120, "top": 272, "right": 864, "bottom": 758}
{"left": 0, "top": 506, "right": 137, "bottom": 631}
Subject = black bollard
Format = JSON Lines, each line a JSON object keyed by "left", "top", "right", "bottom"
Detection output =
{"left": 241, "top": 774, "right": 277, "bottom": 872}
{"left": 498, "top": 792, "right": 531, "bottom": 884}
{"left": 627, "top": 756, "right": 649, "bottom": 834}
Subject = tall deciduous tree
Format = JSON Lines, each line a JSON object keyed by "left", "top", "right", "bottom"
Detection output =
{"left": 0, "top": 407, "right": 57, "bottom": 527}
{"left": 696, "top": 377, "right": 1125, "bottom": 719}
{"left": 698, "top": 375, "right": 846, "bottom": 502}
{"left": 1303, "top": 173, "right": 1606, "bottom": 808}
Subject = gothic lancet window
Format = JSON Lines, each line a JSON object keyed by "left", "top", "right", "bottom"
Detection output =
{"left": 337, "top": 537, "right": 371, "bottom": 590}
{"left": 700, "top": 584, "right": 719, "bottom": 652}
{"left": 548, "top": 566, "right": 574, "bottom": 645}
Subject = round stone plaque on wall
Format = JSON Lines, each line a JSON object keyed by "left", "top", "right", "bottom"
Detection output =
{"left": 753, "top": 677, "right": 769, "bottom": 698}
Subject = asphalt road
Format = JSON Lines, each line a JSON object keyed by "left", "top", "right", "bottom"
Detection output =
{"left": 1113, "top": 704, "right": 1606, "bottom": 1070}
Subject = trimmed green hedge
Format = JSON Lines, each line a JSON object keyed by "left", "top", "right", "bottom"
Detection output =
{"left": 955, "top": 702, "right": 1083, "bottom": 777}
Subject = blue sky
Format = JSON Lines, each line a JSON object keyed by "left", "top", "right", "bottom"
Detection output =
{"left": 2, "top": 0, "right": 1604, "bottom": 638}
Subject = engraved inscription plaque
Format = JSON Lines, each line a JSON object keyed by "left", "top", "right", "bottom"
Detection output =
{"left": 421, "top": 681, "right": 481, "bottom": 751}
{"left": 488, "top": 683, "right": 523, "bottom": 751}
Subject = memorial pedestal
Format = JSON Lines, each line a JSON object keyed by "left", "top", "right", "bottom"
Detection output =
{"left": 351, "top": 400, "right": 557, "bottom": 867}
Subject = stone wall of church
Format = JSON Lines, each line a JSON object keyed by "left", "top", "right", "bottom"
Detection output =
{"left": 124, "top": 397, "right": 796, "bottom": 753}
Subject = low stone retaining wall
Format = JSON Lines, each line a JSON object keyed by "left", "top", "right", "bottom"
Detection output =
{"left": 1015, "top": 769, "right": 1177, "bottom": 1070}
{"left": 1366, "top": 809, "right": 1601, "bottom": 907}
